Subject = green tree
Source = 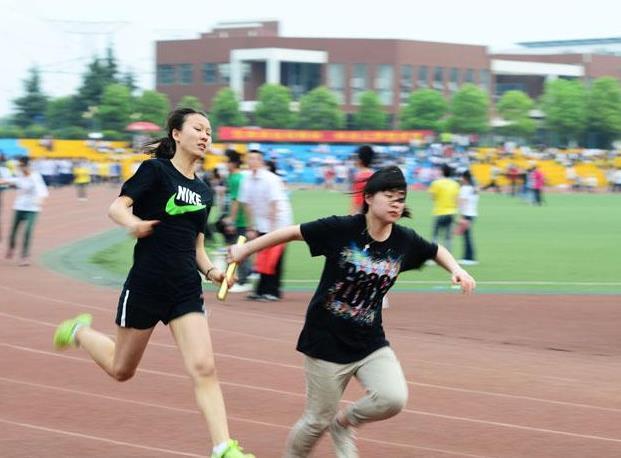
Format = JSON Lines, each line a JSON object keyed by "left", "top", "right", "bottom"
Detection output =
{"left": 24, "top": 124, "right": 50, "bottom": 138}
{"left": 97, "top": 84, "right": 132, "bottom": 132}
{"left": 297, "top": 86, "right": 344, "bottom": 129}
{"left": 13, "top": 67, "right": 48, "bottom": 127}
{"left": 399, "top": 89, "right": 447, "bottom": 131}
{"left": 120, "top": 71, "right": 139, "bottom": 95}
{"left": 254, "top": 84, "right": 294, "bottom": 128}
{"left": 74, "top": 52, "right": 119, "bottom": 120}
{"left": 446, "top": 83, "right": 490, "bottom": 134}
{"left": 53, "top": 126, "right": 88, "bottom": 139}
{"left": 0, "top": 125, "right": 24, "bottom": 138}
{"left": 496, "top": 90, "right": 536, "bottom": 139}
{"left": 46, "top": 96, "right": 82, "bottom": 130}
{"left": 209, "top": 88, "right": 247, "bottom": 137}
{"left": 102, "top": 47, "right": 119, "bottom": 85}
{"left": 352, "top": 91, "right": 388, "bottom": 129}
{"left": 134, "top": 90, "right": 171, "bottom": 126}
{"left": 587, "top": 77, "right": 621, "bottom": 147}
{"left": 177, "top": 95, "right": 205, "bottom": 112}
{"left": 540, "top": 79, "right": 587, "bottom": 145}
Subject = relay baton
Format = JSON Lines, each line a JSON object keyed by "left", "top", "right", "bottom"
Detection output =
{"left": 217, "top": 235, "right": 247, "bottom": 301}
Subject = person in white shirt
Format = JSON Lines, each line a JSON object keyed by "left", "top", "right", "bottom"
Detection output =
{"left": 0, "top": 156, "right": 49, "bottom": 265}
{"left": 0, "top": 153, "right": 12, "bottom": 241}
{"left": 238, "top": 150, "right": 293, "bottom": 301}
{"left": 457, "top": 170, "right": 479, "bottom": 265}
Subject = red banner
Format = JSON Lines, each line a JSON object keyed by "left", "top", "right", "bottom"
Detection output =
{"left": 217, "top": 127, "right": 433, "bottom": 144}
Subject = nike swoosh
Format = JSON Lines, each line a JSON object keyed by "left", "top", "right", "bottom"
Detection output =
{"left": 165, "top": 194, "right": 206, "bottom": 215}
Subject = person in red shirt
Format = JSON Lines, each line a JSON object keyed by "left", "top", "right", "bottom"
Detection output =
{"left": 350, "top": 145, "right": 375, "bottom": 214}
{"left": 530, "top": 164, "right": 545, "bottom": 205}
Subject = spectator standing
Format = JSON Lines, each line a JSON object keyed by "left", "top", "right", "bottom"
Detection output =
{"left": 0, "top": 156, "right": 49, "bottom": 266}
{"left": 428, "top": 164, "right": 460, "bottom": 252}
{"left": 457, "top": 170, "right": 479, "bottom": 265}
{"left": 0, "top": 153, "right": 11, "bottom": 241}
{"left": 223, "top": 149, "right": 252, "bottom": 293}
{"left": 238, "top": 150, "right": 293, "bottom": 301}
{"left": 73, "top": 161, "right": 91, "bottom": 201}
{"left": 350, "top": 145, "right": 375, "bottom": 214}
{"left": 530, "top": 164, "right": 545, "bottom": 205}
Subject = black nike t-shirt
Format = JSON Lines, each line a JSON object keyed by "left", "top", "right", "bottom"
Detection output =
{"left": 298, "top": 214, "right": 438, "bottom": 363}
{"left": 120, "top": 158, "right": 213, "bottom": 295}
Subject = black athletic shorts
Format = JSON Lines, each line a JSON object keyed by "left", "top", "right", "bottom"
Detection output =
{"left": 115, "top": 285, "right": 205, "bottom": 329}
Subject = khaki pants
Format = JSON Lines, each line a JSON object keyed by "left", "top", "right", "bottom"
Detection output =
{"left": 284, "top": 346, "right": 408, "bottom": 457}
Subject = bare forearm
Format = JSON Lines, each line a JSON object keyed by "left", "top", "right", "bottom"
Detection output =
{"left": 196, "top": 245, "right": 215, "bottom": 276}
{"left": 107, "top": 199, "right": 141, "bottom": 229}
{"left": 434, "top": 245, "right": 461, "bottom": 274}
{"left": 239, "top": 225, "right": 302, "bottom": 259}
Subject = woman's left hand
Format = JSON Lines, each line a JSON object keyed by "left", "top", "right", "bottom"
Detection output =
{"left": 207, "top": 268, "right": 235, "bottom": 287}
{"left": 451, "top": 268, "right": 476, "bottom": 294}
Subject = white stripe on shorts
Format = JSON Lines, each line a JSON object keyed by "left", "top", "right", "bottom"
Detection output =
{"left": 121, "top": 289, "right": 130, "bottom": 327}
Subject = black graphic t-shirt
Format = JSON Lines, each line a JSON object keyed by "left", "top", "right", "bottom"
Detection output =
{"left": 120, "top": 158, "right": 213, "bottom": 295}
{"left": 299, "top": 214, "right": 438, "bottom": 363}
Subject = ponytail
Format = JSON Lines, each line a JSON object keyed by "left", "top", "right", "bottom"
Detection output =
{"left": 143, "top": 136, "right": 175, "bottom": 159}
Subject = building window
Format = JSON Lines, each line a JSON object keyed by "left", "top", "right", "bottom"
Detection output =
{"left": 243, "top": 62, "right": 252, "bottom": 82}
{"left": 479, "top": 69, "right": 490, "bottom": 91}
{"left": 400, "top": 65, "right": 413, "bottom": 104}
{"left": 375, "top": 65, "right": 394, "bottom": 105}
{"left": 327, "top": 64, "right": 345, "bottom": 104}
{"left": 281, "top": 62, "right": 321, "bottom": 100}
{"left": 351, "top": 64, "right": 369, "bottom": 105}
{"left": 433, "top": 66, "right": 444, "bottom": 90}
{"left": 465, "top": 68, "right": 475, "bottom": 83}
{"left": 449, "top": 67, "right": 459, "bottom": 91}
{"left": 202, "top": 63, "right": 217, "bottom": 84}
{"left": 418, "top": 65, "right": 428, "bottom": 88}
{"left": 218, "top": 63, "right": 230, "bottom": 84}
{"left": 157, "top": 65, "right": 176, "bottom": 85}
{"left": 178, "top": 64, "right": 193, "bottom": 85}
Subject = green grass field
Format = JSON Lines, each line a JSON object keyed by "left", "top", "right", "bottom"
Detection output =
{"left": 89, "top": 190, "right": 621, "bottom": 294}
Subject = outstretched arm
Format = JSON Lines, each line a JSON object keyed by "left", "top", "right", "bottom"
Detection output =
{"left": 229, "top": 225, "right": 303, "bottom": 263}
{"left": 435, "top": 245, "right": 476, "bottom": 294}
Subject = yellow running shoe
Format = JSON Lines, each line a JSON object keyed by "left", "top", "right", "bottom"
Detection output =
{"left": 53, "top": 313, "right": 92, "bottom": 350}
{"left": 212, "top": 439, "right": 255, "bottom": 458}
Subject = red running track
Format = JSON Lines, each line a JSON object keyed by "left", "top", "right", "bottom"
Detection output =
{"left": 1, "top": 185, "right": 620, "bottom": 457}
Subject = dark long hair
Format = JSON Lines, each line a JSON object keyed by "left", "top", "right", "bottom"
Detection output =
{"left": 143, "top": 107, "right": 208, "bottom": 159}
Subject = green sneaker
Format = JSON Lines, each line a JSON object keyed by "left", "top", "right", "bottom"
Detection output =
{"left": 211, "top": 439, "right": 255, "bottom": 458}
{"left": 53, "top": 313, "right": 92, "bottom": 350}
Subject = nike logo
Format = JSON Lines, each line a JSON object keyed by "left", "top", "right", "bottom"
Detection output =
{"left": 165, "top": 193, "right": 206, "bottom": 215}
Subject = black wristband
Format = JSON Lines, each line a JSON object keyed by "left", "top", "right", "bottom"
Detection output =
{"left": 205, "top": 267, "right": 215, "bottom": 280}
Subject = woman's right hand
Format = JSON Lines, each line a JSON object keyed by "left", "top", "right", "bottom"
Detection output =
{"left": 129, "top": 220, "right": 160, "bottom": 238}
{"left": 228, "top": 243, "right": 248, "bottom": 264}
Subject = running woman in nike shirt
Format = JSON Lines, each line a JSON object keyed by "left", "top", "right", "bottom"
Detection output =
{"left": 229, "top": 166, "right": 475, "bottom": 458}
{"left": 52, "top": 108, "right": 254, "bottom": 458}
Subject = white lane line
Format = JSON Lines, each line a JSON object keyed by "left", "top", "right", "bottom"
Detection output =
{"left": 0, "top": 377, "right": 479, "bottom": 456}
{"left": 3, "top": 343, "right": 621, "bottom": 444}
{"left": 405, "top": 408, "right": 621, "bottom": 443}
{"left": 2, "top": 313, "right": 620, "bottom": 411}
{"left": 410, "top": 382, "right": 621, "bottom": 413}
{"left": 0, "top": 417, "right": 204, "bottom": 457}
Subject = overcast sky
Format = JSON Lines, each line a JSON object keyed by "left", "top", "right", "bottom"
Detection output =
{"left": 1, "top": 0, "right": 619, "bottom": 116}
